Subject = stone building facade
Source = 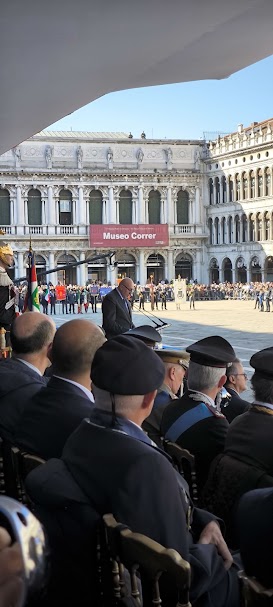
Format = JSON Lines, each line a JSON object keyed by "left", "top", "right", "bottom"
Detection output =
{"left": 0, "top": 131, "right": 205, "bottom": 285}
{"left": 1, "top": 119, "right": 272, "bottom": 286}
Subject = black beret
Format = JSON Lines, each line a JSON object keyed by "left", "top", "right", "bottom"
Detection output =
{"left": 250, "top": 347, "right": 273, "bottom": 380}
{"left": 91, "top": 334, "right": 165, "bottom": 395}
{"left": 186, "top": 336, "right": 236, "bottom": 368}
{"left": 124, "top": 325, "right": 162, "bottom": 345}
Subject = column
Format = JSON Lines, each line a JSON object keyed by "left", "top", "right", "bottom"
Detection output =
{"left": 246, "top": 267, "right": 251, "bottom": 282}
{"left": 255, "top": 170, "right": 259, "bottom": 199}
{"left": 41, "top": 198, "right": 46, "bottom": 225}
{"left": 10, "top": 197, "right": 15, "bottom": 228}
{"left": 76, "top": 265, "right": 81, "bottom": 285}
{"left": 17, "top": 252, "right": 24, "bottom": 280}
{"left": 160, "top": 194, "right": 165, "bottom": 224}
{"left": 167, "top": 249, "right": 173, "bottom": 282}
{"left": 72, "top": 198, "right": 77, "bottom": 225}
{"left": 262, "top": 215, "right": 266, "bottom": 241}
{"left": 167, "top": 186, "right": 174, "bottom": 227}
{"left": 190, "top": 196, "right": 195, "bottom": 224}
{"left": 195, "top": 187, "right": 200, "bottom": 223}
{"left": 132, "top": 195, "right": 137, "bottom": 224}
{"left": 240, "top": 175, "right": 244, "bottom": 201}
{"left": 78, "top": 186, "right": 85, "bottom": 224}
{"left": 239, "top": 215, "right": 243, "bottom": 243}
{"left": 138, "top": 250, "right": 146, "bottom": 286}
{"left": 79, "top": 252, "right": 87, "bottom": 285}
{"left": 213, "top": 178, "right": 217, "bottom": 205}
{"left": 103, "top": 196, "right": 108, "bottom": 224}
{"left": 189, "top": 199, "right": 194, "bottom": 224}
{"left": 220, "top": 179, "right": 223, "bottom": 205}
{"left": 138, "top": 186, "right": 145, "bottom": 223}
{"left": 108, "top": 186, "right": 116, "bottom": 223}
{"left": 248, "top": 174, "right": 251, "bottom": 199}
{"left": 47, "top": 186, "right": 54, "bottom": 224}
{"left": 226, "top": 178, "right": 230, "bottom": 204}
{"left": 263, "top": 168, "right": 267, "bottom": 197}
{"left": 16, "top": 186, "right": 24, "bottom": 235}
{"left": 254, "top": 215, "right": 259, "bottom": 241}
{"left": 47, "top": 252, "right": 55, "bottom": 283}
{"left": 107, "top": 263, "right": 117, "bottom": 285}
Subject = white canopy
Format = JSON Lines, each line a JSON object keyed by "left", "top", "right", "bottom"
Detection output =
{"left": 1, "top": 0, "right": 273, "bottom": 154}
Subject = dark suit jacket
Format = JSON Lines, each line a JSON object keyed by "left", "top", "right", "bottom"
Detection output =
{"left": 26, "top": 416, "right": 240, "bottom": 606}
{"left": 220, "top": 388, "right": 250, "bottom": 423}
{"left": 0, "top": 357, "right": 47, "bottom": 442}
{"left": 14, "top": 376, "right": 94, "bottom": 459}
{"left": 102, "top": 288, "right": 134, "bottom": 339}
{"left": 161, "top": 391, "right": 229, "bottom": 494}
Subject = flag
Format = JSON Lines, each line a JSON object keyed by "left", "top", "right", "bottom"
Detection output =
{"left": 23, "top": 248, "right": 40, "bottom": 313}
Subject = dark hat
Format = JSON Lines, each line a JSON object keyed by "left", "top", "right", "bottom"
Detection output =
{"left": 250, "top": 347, "right": 273, "bottom": 380}
{"left": 155, "top": 349, "right": 190, "bottom": 370}
{"left": 124, "top": 325, "right": 162, "bottom": 346}
{"left": 186, "top": 336, "right": 236, "bottom": 368}
{"left": 91, "top": 334, "right": 165, "bottom": 395}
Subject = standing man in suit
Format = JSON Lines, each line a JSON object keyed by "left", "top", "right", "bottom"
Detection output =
{"left": 14, "top": 319, "right": 106, "bottom": 459}
{"left": 221, "top": 358, "right": 250, "bottom": 422}
{"left": 102, "top": 277, "right": 135, "bottom": 339}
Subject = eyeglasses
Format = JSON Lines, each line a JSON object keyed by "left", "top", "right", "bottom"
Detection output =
{"left": 123, "top": 285, "right": 134, "bottom": 293}
{"left": 233, "top": 373, "right": 248, "bottom": 379}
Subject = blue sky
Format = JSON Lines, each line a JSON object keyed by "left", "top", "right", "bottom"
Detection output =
{"left": 48, "top": 55, "right": 273, "bottom": 140}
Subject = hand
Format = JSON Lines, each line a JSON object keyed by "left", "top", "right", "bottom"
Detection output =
{"left": 198, "top": 521, "right": 233, "bottom": 571}
{"left": 0, "top": 527, "right": 24, "bottom": 607}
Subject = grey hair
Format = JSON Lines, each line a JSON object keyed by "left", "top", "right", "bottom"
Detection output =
{"left": 188, "top": 361, "right": 226, "bottom": 392}
{"left": 226, "top": 358, "right": 241, "bottom": 381}
{"left": 92, "top": 385, "right": 145, "bottom": 415}
{"left": 251, "top": 373, "right": 273, "bottom": 404}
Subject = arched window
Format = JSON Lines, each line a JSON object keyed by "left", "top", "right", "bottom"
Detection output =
{"left": 215, "top": 217, "right": 219, "bottom": 244}
{"left": 27, "top": 188, "right": 42, "bottom": 225}
{"left": 257, "top": 213, "right": 262, "bottom": 240}
{"left": 229, "top": 177, "right": 234, "bottom": 202}
{"left": 59, "top": 189, "right": 72, "bottom": 225}
{"left": 175, "top": 253, "right": 193, "bottom": 280}
{"left": 119, "top": 189, "right": 132, "bottom": 224}
{"left": 148, "top": 190, "right": 160, "bottom": 224}
{"left": 265, "top": 168, "right": 271, "bottom": 196}
{"left": 0, "top": 189, "right": 10, "bottom": 225}
{"left": 215, "top": 177, "right": 220, "bottom": 204}
{"left": 228, "top": 217, "right": 232, "bottom": 243}
{"left": 242, "top": 173, "right": 248, "bottom": 200}
{"left": 177, "top": 190, "right": 189, "bottom": 224}
{"left": 251, "top": 256, "right": 261, "bottom": 282}
{"left": 258, "top": 169, "right": 263, "bottom": 197}
{"left": 221, "top": 176, "right": 226, "bottom": 203}
{"left": 235, "top": 215, "right": 240, "bottom": 243}
{"left": 208, "top": 178, "right": 213, "bottom": 205}
{"left": 249, "top": 213, "right": 255, "bottom": 241}
{"left": 235, "top": 174, "right": 240, "bottom": 201}
{"left": 209, "top": 258, "right": 219, "bottom": 283}
{"left": 250, "top": 171, "right": 255, "bottom": 198}
{"left": 265, "top": 213, "right": 270, "bottom": 240}
{"left": 208, "top": 218, "right": 213, "bottom": 244}
{"left": 242, "top": 214, "right": 247, "bottom": 242}
{"left": 265, "top": 256, "right": 273, "bottom": 281}
{"left": 89, "top": 190, "right": 103, "bottom": 224}
{"left": 236, "top": 257, "right": 247, "bottom": 283}
{"left": 223, "top": 258, "right": 232, "bottom": 282}
{"left": 222, "top": 217, "right": 226, "bottom": 243}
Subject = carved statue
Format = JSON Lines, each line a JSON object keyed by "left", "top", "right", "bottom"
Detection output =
{"left": 194, "top": 148, "right": 201, "bottom": 169}
{"left": 76, "top": 145, "right": 83, "bottom": 169}
{"left": 13, "top": 147, "right": 21, "bottom": 169}
{"left": 45, "top": 146, "right": 53, "bottom": 169}
{"left": 107, "top": 148, "right": 113, "bottom": 169}
{"left": 166, "top": 147, "right": 172, "bottom": 169}
{"left": 136, "top": 148, "right": 144, "bottom": 167}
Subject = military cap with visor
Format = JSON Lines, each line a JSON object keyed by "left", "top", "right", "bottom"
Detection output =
{"left": 186, "top": 336, "right": 236, "bottom": 368}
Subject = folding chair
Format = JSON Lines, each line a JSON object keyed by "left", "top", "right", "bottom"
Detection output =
{"left": 163, "top": 441, "right": 198, "bottom": 505}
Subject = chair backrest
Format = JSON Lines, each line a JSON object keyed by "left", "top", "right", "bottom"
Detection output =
{"left": 103, "top": 514, "right": 191, "bottom": 607}
{"left": 238, "top": 570, "right": 273, "bottom": 606}
{"left": 163, "top": 441, "right": 198, "bottom": 505}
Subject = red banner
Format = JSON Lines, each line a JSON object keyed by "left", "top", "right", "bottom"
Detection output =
{"left": 89, "top": 224, "right": 169, "bottom": 248}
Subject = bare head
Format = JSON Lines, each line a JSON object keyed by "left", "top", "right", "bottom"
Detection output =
{"left": 225, "top": 358, "right": 247, "bottom": 394}
{"left": 118, "top": 278, "right": 134, "bottom": 300}
{"left": 10, "top": 312, "right": 56, "bottom": 372}
{"left": 51, "top": 319, "right": 106, "bottom": 380}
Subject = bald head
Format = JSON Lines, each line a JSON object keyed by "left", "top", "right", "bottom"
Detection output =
{"left": 118, "top": 278, "right": 134, "bottom": 300}
{"left": 51, "top": 319, "right": 106, "bottom": 378}
{"left": 10, "top": 313, "right": 56, "bottom": 354}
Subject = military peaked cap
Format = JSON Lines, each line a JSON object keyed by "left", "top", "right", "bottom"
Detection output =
{"left": 250, "top": 347, "right": 273, "bottom": 380}
{"left": 186, "top": 336, "right": 236, "bottom": 368}
{"left": 124, "top": 325, "right": 162, "bottom": 345}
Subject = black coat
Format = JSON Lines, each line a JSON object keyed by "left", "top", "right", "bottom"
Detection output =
{"left": 161, "top": 391, "right": 229, "bottom": 494}
{"left": 225, "top": 405, "right": 273, "bottom": 474}
{"left": 26, "top": 415, "right": 240, "bottom": 607}
{"left": 14, "top": 376, "right": 94, "bottom": 459}
{"left": 0, "top": 358, "right": 47, "bottom": 441}
{"left": 102, "top": 288, "right": 134, "bottom": 339}
{"left": 220, "top": 388, "right": 250, "bottom": 423}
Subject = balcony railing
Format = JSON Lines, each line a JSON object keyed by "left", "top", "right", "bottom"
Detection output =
{"left": 0, "top": 225, "right": 89, "bottom": 236}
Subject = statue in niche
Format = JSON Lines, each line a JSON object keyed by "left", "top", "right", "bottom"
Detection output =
{"left": 13, "top": 147, "right": 21, "bottom": 169}
{"left": 107, "top": 148, "right": 113, "bottom": 169}
{"left": 166, "top": 147, "right": 172, "bottom": 169}
{"left": 136, "top": 148, "right": 144, "bottom": 168}
{"left": 194, "top": 148, "right": 201, "bottom": 170}
{"left": 45, "top": 146, "right": 53, "bottom": 169}
{"left": 76, "top": 145, "right": 83, "bottom": 169}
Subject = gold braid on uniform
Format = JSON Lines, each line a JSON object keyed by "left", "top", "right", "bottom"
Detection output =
{"left": 253, "top": 405, "right": 273, "bottom": 416}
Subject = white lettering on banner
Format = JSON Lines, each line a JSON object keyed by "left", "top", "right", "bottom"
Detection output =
{"left": 103, "top": 232, "right": 156, "bottom": 240}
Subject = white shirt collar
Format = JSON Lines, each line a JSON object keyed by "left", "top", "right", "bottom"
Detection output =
{"left": 190, "top": 390, "right": 215, "bottom": 408}
{"left": 254, "top": 401, "right": 273, "bottom": 411}
{"left": 53, "top": 375, "right": 94, "bottom": 402}
{"left": 16, "top": 358, "right": 42, "bottom": 376}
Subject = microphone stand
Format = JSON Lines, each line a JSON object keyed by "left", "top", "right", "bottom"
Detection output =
{"left": 135, "top": 306, "right": 170, "bottom": 332}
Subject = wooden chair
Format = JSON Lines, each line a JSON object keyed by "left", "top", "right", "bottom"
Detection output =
{"left": 238, "top": 570, "right": 273, "bottom": 606}
{"left": 163, "top": 441, "right": 198, "bottom": 505}
{"left": 103, "top": 513, "right": 191, "bottom": 607}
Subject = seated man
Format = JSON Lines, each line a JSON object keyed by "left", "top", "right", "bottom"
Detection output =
{"left": 220, "top": 357, "right": 250, "bottom": 423}
{"left": 143, "top": 348, "right": 189, "bottom": 445}
{"left": 0, "top": 312, "right": 55, "bottom": 441}
{"left": 26, "top": 336, "right": 240, "bottom": 607}
{"left": 14, "top": 319, "right": 106, "bottom": 459}
{"left": 161, "top": 336, "right": 235, "bottom": 494}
